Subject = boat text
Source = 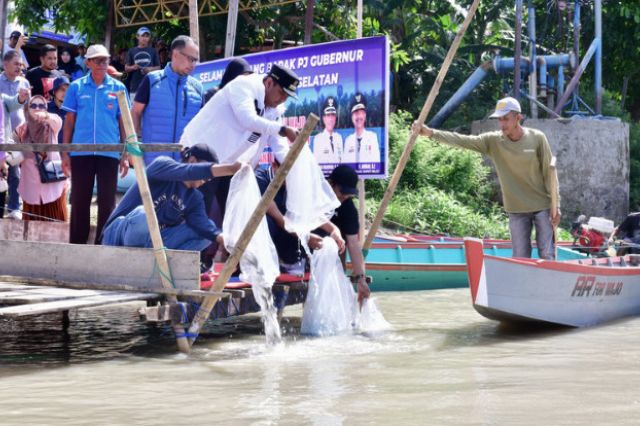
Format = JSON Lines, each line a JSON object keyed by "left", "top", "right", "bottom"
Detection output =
{"left": 571, "top": 275, "right": 623, "bottom": 297}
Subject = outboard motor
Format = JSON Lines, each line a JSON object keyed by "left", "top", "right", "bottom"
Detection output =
{"left": 571, "top": 215, "right": 613, "bottom": 256}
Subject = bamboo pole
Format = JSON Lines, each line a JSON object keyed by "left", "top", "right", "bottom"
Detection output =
{"left": 6, "top": 143, "right": 181, "bottom": 152}
{"left": 363, "top": 0, "right": 481, "bottom": 252}
{"left": 116, "top": 92, "right": 191, "bottom": 354}
{"left": 224, "top": 0, "right": 239, "bottom": 57}
{"left": 187, "top": 114, "right": 320, "bottom": 346}
{"left": 549, "top": 156, "right": 559, "bottom": 258}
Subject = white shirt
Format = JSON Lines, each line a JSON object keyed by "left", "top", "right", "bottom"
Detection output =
{"left": 313, "top": 129, "right": 343, "bottom": 164}
{"left": 343, "top": 129, "right": 380, "bottom": 164}
{"left": 180, "top": 73, "right": 289, "bottom": 166}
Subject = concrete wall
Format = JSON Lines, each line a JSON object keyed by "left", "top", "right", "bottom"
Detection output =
{"left": 470, "top": 118, "right": 630, "bottom": 224}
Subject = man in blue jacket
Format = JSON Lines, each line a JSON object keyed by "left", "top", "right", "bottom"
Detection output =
{"left": 102, "top": 144, "right": 241, "bottom": 252}
{"left": 131, "top": 35, "right": 203, "bottom": 165}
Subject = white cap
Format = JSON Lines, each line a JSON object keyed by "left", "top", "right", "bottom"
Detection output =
{"left": 85, "top": 44, "right": 110, "bottom": 59}
{"left": 489, "top": 96, "right": 521, "bottom": 118}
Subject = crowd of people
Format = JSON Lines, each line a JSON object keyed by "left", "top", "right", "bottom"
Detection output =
{"left": 0, "top": 27, "right": 372, "bottom": 303}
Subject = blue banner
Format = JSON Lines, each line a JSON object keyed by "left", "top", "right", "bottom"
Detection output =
{"left": 192, "top": 36, "right": 390, "bottom": 179}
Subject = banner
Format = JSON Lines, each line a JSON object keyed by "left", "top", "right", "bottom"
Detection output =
{"left": 192, "top": 36, "right": 390, "bottom": 179}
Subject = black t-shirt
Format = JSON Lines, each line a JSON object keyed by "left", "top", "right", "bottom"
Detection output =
{"left": 133, "top": 75, "right": 152, "bottom": 104}
{"left": 126, "top": 46, "right": 159, "bottom": 92}
{"left": 331, "top": 198, "right": 359, "bottom": 237}
{"left": 26, "top": 67, "right": 60, "bottom": 99}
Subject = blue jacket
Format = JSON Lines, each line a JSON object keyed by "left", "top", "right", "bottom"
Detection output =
{"left": 104, "top": 156, "right": 220, "bottom": 241}
{"left": 142, "top": 63, "right": 203, "bottom": 163}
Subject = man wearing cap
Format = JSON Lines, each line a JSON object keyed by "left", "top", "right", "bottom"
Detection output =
{"left": 25, "top": 44, "right": 60, "bottom": 99}
{"left": 313, "top": 96, "right": 344, "bottom": 165}
{"left": 181, "top": 63, "right": 301, "bottom": 215}
{"left": 343, "top": 92, "right": 380, "bottom": 165}
{"left": 102, "top": 145, "right": 241, "bottom": 253}
{"left": 413, "top": 96, "right": 561, "bottom": 260}
{"left": 4, "top": 31, "right": 29, "bottom": 69}
{"left": 0, "top": 50, "right": 31, "bottom": 219}
{"left": 327, "top": 165, "right": 370, "bottom": 305}
{"left": 131, "top": 35, "right": 203, "bottom": 165}
{"left": 125, "top": 27, "right": 160, "bottom": 97}
{"left": 47, "top": 76, "right": 70, "bottom": 144}
{"left": 61, "top": 44, "right": 131, "bottom": 245}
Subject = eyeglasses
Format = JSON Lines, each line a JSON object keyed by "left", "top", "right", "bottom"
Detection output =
{"left": 30, "top": 103, "right": 46, "bottom": 110}
{"left": 178, "top": 50, "right": 199, "bottom": 65}
{"left": 90, "top": 58, "right": 109, "bottom": 65}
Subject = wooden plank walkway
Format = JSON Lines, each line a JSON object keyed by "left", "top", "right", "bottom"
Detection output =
{"left": 0, "top": 281, "right": 155, "bottom": 318}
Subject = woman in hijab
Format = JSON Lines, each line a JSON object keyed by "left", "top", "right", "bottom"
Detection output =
{"left": 58, "top": 48, "right": 83, "bottom": 81}
{"left": 13, "top": 95, "right": 68, "bottom": 222}
{"left": 203, "top": 57, "right": 253, "bottom": 104}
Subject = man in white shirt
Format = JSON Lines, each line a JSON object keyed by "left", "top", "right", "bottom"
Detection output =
{"left": 343, "top": 92, "right": 380, "bottom": 164}
{"left": 313, "top": 96, "right": 343, "bottom": 165}
{"left": 181, "top": 63, "right": 300, "bottom": 166}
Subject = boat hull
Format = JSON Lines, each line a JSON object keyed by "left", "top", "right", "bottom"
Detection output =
{"left": 464, "top": 237, "right": 640, "bottom": 327}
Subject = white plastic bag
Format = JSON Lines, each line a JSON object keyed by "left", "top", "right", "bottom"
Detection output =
{"left": 301, "top": 237, "right": 358, "bottom": 336}
{"left": 284, "top": 144, "right": 340, "bottom": 236}
{"left": 223, "top": 164, "right": 281, "bottom": 343}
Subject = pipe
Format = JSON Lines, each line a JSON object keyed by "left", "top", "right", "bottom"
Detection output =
{"left": 572, "top": 0, "right": 581, "bottom": 111}
{"left": 493, "top": 54, "right": 570, "bottom": 74}
{"left": 554, "top": 37, "right": 599, "bottom": 115}
{"left": 428, "top": 62, "right": 492, "bottom": 128}
{"left": 546, "top": 73, "right": 555, "bottom": 111}
{"left": 557, "top": 65, "right": 565, "bottom": 98}
{"left": 514, "top": 0, "right": 523, "bottom": 99}
{"left": 538, "top": 57, "right": 547, "bottom": 97}
{"left": 595, "top": 0, "right": 602, "bottom": 114}
{"left": 528, "top": 0, "right": 538, "bottom": 118}
{"left": 493, "top": 56, "right": 530, "bottom": 74}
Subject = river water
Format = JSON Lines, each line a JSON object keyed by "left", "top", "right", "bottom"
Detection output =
{"left": 1, "top": 289, "right": 640, "bottom": 425}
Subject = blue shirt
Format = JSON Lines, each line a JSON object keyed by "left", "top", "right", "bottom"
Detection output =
{"left": 61, "top": 73, "right": 130, "bottom": 159}
{"left": 104, "top": 156, "right": 220, "bottom": 241}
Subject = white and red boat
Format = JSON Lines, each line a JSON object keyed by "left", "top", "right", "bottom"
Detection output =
{"left": 464, "top": 237, "right": 640, "bottom": 327}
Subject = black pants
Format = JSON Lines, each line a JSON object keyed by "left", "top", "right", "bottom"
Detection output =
{"left": 70, "top": 156, "right": 119, "bottom": 244}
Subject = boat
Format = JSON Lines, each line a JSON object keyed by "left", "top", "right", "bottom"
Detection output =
{"left": 358, "top": 236, "right": 585, "bottom": 291}
{"left": 463, "top": 237, "right": 640, "bottom": 327}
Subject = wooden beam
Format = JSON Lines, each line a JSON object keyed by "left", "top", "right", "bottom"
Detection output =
{"left": 117, "top": 91, "right": 192, "bottom": 354}
{"left": 4, "top": 143, "right": 182, "bottom": 152}
{"left": 187, "top": 114, "right": 320, "bottom": 346}
{"left": 0, "top": 292, "right": 155, "bottom": 318}
{"left": 304, "top": 0, "right": 314, "bottom": 44}
{"left": 189, "top": 0, "right": 200, "bottom": 43}
{"left": 224, "top": 0, "right": 239, "bottom": 57}
{"left": 0, "top": 240, "right": 200, "bottom": 290}
{"left": 363, "top": 0, "right": 481, "bottom": 252}
{"left": 0, "top": 276, "right": 229, "bottom": 299}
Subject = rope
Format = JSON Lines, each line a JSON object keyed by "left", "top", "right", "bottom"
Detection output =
{"left": 124, "top": 134, "right": 144, "bottom": 157}
{"left": 144, "top": 246, "right": 177, "bottom": 289}
{"left": 4, "top": 209, "right": 65, "bottom": 222}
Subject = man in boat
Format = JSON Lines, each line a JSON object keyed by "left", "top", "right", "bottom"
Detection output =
{"left": 413, "top": 96, "right": 560, "bottom": 260}
{"left": 101, "top": 144, "right": 241, "bottom": 256}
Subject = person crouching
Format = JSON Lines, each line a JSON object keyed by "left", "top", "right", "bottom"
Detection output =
{"left": 101, "top": 144, "right": 241, "bottom": 257}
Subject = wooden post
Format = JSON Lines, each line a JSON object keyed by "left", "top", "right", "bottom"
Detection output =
{"left": 187, "top": 114, "right": 320, "bottom": 346}
{"left": 549, "top": 156, "right": 559, "bottom": 258}
{"left": 362, "top": 0, "right": 481, "bottom": 252}
{"left": 105, "top": 0, "right": 114, "bottom": 52}
{"left": 116, "top": 92, "right": 191, "bottom": 354}
{"left": 189, "top": 0, "right": 200, "bottom": 43}
{"left": 304, "top": 0, "right": 314, "bottom": 44}
{"left": 0, "top": 0, "right": 9, "bottom": 51}
{"left": 225, "top": 0, "right": 239, "bottom": 58}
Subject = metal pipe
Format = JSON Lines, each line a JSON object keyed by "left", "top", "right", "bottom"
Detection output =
{"left": 595, "top": 0, "right": 602, "bottom": 113}
{"left": 519, "top": 90, "right": 561, "bottom": 118}
{"left": 554, "top": 37, "right": 599, "bottom": 115}
{"left": 514, "top": 0, "right": 523, "bottom": 99}
{"left": 528, "top": 0, "right": 538, "bottom": 118}
{"left": 557, "top": 65, "right": 565, "bottom": 98}
{"left": 493, "top": 54, "right": 570, "bottom": 74}
{"left": 428, "top": 62, "right": 492, "bottom": 128}
{"left": 538, "top": 56, "right": 547, "bottom": 97}
{"left": 572, "top": 0, "right": 581, "bottom": 111}
{"left": 493, "top": 56, "right": 530, "bottom": 74}
{"left": 546, "top": 73, "right": 555, "bottom": 111}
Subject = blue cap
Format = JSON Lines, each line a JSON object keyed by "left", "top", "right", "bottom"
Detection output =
{"left": 137, "top": 27, "right": 151, "bottom": 36}
{"left": 51, "top": 76, "right": 70, "bottom": 94}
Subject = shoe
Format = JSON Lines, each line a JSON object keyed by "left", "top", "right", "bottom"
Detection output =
{"left": 7, "top": 210, "right": 22, "bottom": 220}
